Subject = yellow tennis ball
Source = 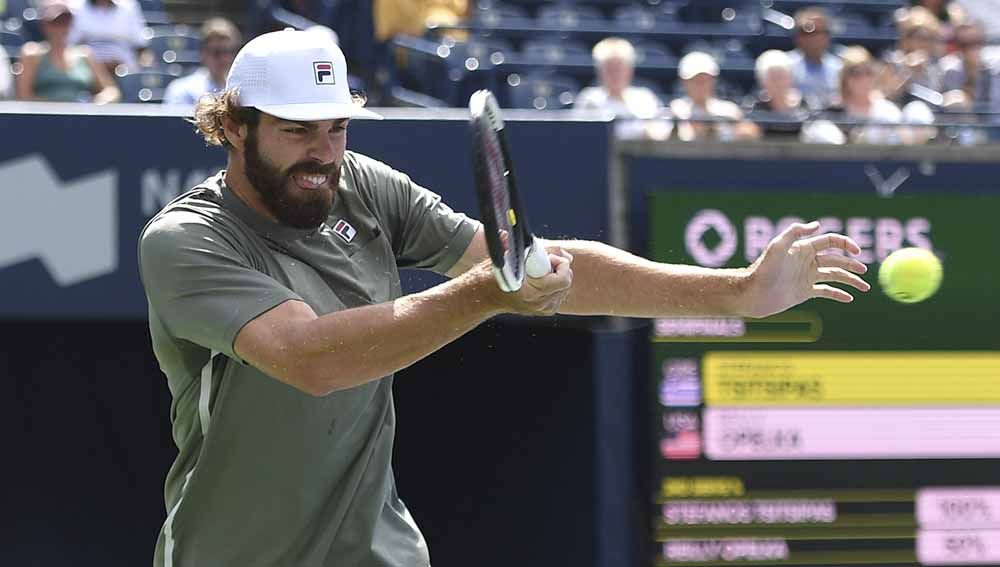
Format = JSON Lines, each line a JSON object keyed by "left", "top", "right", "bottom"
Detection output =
{"left": 878, "top": 247, "right": 942, "bottom": 303}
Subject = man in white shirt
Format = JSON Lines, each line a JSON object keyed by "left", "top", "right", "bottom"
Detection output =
{"left": 163, "top": 18, "right": 241, "bottom": 105}
{"left": 68, "top": 0, "right": 148, "bottom": 72}
{"left": 575, "top": 37, "right": 668, "bottom": 139}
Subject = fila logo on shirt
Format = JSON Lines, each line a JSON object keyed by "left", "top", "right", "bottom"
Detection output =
{"left": 313, "top": 61, "right": 335, "bottom": 85}
{"left": 332, "top": 219, "right": 356, "bottom": 243}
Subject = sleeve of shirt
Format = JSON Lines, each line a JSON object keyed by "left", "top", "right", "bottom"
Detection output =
{"left": 349, "top": 153, "right": 478, "bottom": 274}
{"left": 138, "top": 210, "right": 302, "bottom": 360}
{"left": 128, "top": 3, "right": 149, "bottom": 47}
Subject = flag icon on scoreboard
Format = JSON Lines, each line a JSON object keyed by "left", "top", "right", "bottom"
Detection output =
{"left": 660, "top": 358, "right": 702, "bottom": 406}
{"left": 661, "top": 411, "right": 701, "bottom": 460}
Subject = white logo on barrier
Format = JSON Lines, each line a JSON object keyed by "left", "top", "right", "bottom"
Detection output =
{"left": 0, "top": 155, "right": 117, "bottom": 286}
{"left": 685, "top": 209, "right": 738, "bottom": 268}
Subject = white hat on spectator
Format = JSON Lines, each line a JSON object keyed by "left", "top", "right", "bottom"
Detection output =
{"left": 678, "top": 51, "right": 720, "bottom": 80}
{"left": 227, "top": 29, "right": 381, "bottom": 121}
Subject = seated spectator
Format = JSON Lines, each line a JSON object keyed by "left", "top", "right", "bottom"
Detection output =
{"left": 940, "top": 20, "right": 998, "bottom": 110}
{"left": 162, "top": 18, "right": 242, "bottom": 105}
{"left": 576, "top": 38, "right": 661, "bottom": 119}
{"left": 670, "top": 51, "right": 759, "bottom": 141}
{"left": 0, "top": 45, "right": 12, "bottom": 100}
{"left": 68, "top": 0, "right": 148, "bottom": 73}
{"left": 830, "top": 46, "right": 903, "bottom": 144}
{"left": 16, "top": 1, "right": 120, "bottom": 103}
{"left": 576, "top": 37, "right": 669, "bottom": 139}
{"left": 909, "top": 0, "right": 966, "bottom": 46}
{"left": 745, "top": 49, "right": 810, "bottom": 139}
{"left": 881, "top": 7, "right": 946, "bottom": 105}
{"left": 786, "top": 7, "right": 842, "bottom": 111}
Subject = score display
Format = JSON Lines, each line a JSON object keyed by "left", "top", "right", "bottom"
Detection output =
{"left": 648, "top": 193, "right": 1000, "bottom": 566}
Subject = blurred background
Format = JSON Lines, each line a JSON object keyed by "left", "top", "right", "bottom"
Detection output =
{"left": 1, "top": 0, "right": 999, "bottom": 566}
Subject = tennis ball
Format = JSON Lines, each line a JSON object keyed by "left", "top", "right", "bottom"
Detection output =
{"left": 878, "top": 247, "right": 942, "bottom": 303}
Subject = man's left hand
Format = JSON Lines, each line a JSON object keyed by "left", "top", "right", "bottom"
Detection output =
{"left": 742, "top": 221, "right": 871, "bottom": 319}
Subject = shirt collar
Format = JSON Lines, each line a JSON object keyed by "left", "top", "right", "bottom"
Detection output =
{"left": 214, "top": 171, "right": 319, "bottom": 241}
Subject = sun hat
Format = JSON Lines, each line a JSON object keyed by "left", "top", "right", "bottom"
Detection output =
{"left": 226, "top": 28, "right": 382, "bottom": 121}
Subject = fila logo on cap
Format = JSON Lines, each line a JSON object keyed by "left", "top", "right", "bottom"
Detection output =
{"left": 313, "top": 61, "right": 335, "bottom": 85}
{"left": 332, "top": 219, "right": 356, "bottom": 243}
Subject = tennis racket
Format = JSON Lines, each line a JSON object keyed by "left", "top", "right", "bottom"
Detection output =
{"left": 469, "top": 89, "right": 551, "bottom": 292}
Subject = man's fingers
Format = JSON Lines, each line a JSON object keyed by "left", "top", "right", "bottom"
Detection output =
{"left": 778, "top": 221, "right": 821, "bottom": 245}
{"left": 813, "top": 284, "right": 854, "bottom": 303}
{"left": 802, "top": 233, "right": 862, "bottom": 256}
{"left": 817, "top": 268, "right": 871, "bottom": 292}
{"left": 817, "top": 253, "right": 868, "bottom": 274}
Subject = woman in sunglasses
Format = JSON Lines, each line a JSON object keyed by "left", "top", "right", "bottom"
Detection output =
{"left": 15, "top": 1, "right": 119, "bottom": 103}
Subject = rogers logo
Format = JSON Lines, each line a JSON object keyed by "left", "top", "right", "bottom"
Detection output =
{"left": 683, "top": 209, "right": 934, "bottom": 267}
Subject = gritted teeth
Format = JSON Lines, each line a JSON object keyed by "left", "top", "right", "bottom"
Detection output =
{"left": 294, "top": 174, "right": 328, "bottom": 186}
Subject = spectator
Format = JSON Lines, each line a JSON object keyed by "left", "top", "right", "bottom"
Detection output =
{"left": 669, "top": 51, "right": 759, "bottom": 141}
{"left": 68, "top": 0, "right": 148, "bottom": 73}
{"left": 0, "top": 45, "right": 12, "bottom": 100}
{"left": 831, "top": 46, "right": 903, "bottom": 144}
{"left": 576, "top": 38, "right": 661, "bottom": 119}
{"left": 745, "top": 49, "right": 810, "bottom": 139}
{"left": 162, "top": 18, "right": 242, "bottom": 105}
{"left": 941, "top": 20, "right": 998, "bottom": 110}
{"left": 16, "top": 1, "right": 120, "bottom": 103}
{"left": 786, "top": 7, "right": 843, "bottom": 111}
{"left": 909, "top": 0, "right": 966, "bottom": 45}
{"left": 881, "top": 7, "right": 946, "bottom": 105}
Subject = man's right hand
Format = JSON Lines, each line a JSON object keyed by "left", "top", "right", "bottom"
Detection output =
{"left": 474, "top": 248, "right": 574, "bottom": 316}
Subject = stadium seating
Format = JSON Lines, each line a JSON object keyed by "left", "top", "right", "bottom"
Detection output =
{"left": 535, "top": 4, "right": 608, "bottom": 30}
{"left": 505, "top": 72, "right": 579, "bottom": 109}
{"left": 115, "top": 69, "right": 179, "bottom": 103}
{"left": 146, "top": 26, "right": 201, "bottom": 70}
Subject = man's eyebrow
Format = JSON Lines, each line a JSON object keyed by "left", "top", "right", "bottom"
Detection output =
{"left": 279, "top": 119, "right": 349, "bottom": 129}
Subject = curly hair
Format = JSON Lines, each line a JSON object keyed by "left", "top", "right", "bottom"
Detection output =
{"left": 191, "top": 88, "right": 371, "bottom": 148}
{"left": 190, "top": 89, "right": 260, "bottom": 148}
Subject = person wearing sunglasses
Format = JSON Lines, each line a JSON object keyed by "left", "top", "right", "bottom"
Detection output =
{"left": 786, "top": 7, "right": 843, "bottom": 111}
{"left": 16, "top": 0, "right": 120, "bottom": 103}
{"left": 881, "top": 6, "right": 947, "bottom": 105}
{"left": 163, "top": 18, "right": 242, "bottom": 106}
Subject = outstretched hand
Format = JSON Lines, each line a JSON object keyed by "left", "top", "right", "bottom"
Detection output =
{"left": 743, "top": 222, "right": 871, "bottom": 319}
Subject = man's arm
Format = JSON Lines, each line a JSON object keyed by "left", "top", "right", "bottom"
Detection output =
{"left": 235, "top": 256, "right": 572, "bottom": 397}
{"left": 449, "top": 222, "right": 869, "bottom": 320}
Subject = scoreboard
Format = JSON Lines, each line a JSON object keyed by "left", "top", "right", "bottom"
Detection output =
{"left": 648, "top": 192, "right": 1000, "bottom": 567}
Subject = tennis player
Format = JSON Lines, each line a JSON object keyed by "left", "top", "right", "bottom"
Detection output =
{"left": 139, "top": 30, "right": 869, "bottom": 567}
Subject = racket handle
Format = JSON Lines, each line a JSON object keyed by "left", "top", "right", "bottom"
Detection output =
{"left": 525, "top": 239, "right": 551, "bottom": 279}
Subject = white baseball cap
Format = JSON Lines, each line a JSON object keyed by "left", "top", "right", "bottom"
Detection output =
{"left": 226, "top": 29, "right": 382, "bottom": 121}
{"left": 678, "top": 51, "right": 720, "bottom": 80}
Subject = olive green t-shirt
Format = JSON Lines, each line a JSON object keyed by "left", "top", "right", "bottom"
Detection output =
{"left": 139, "top": 151, "right": 478, "bottom": 567}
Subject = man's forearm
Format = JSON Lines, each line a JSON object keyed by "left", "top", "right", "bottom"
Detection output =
{"left": 269, "top": 270, "right": 504, "bottom": 396}
{"left": 551, "top": 240, "right": 750, "bottom": 317}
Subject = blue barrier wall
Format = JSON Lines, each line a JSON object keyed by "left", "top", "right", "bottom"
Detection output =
{"left": 0, "top": 111, "right": 612, "bottom": 318}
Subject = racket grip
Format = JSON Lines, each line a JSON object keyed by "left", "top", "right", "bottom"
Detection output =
{"left": 525, "top": 239, "right": 551, "bottom": 279}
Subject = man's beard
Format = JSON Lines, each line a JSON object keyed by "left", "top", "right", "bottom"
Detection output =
{"left": 243, "top": 128, "right": 340, "bottom": 229}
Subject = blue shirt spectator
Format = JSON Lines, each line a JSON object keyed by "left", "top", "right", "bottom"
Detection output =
{"left": 786, "top": 7, "right": 842, "bottom": 111}
{"left": 163, "top": 18, "right": 241, "bottom": 105}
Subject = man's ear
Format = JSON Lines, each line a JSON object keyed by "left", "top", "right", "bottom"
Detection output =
{"left": 222, "top": 114, "right": 247, "bottom": 152}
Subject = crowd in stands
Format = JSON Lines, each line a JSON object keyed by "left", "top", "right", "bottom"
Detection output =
{"left": 0, "top": 0, "right": 997, "bottom": 145}
{"left": 573, "top": 3, "right": 998, "bottom": 144}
